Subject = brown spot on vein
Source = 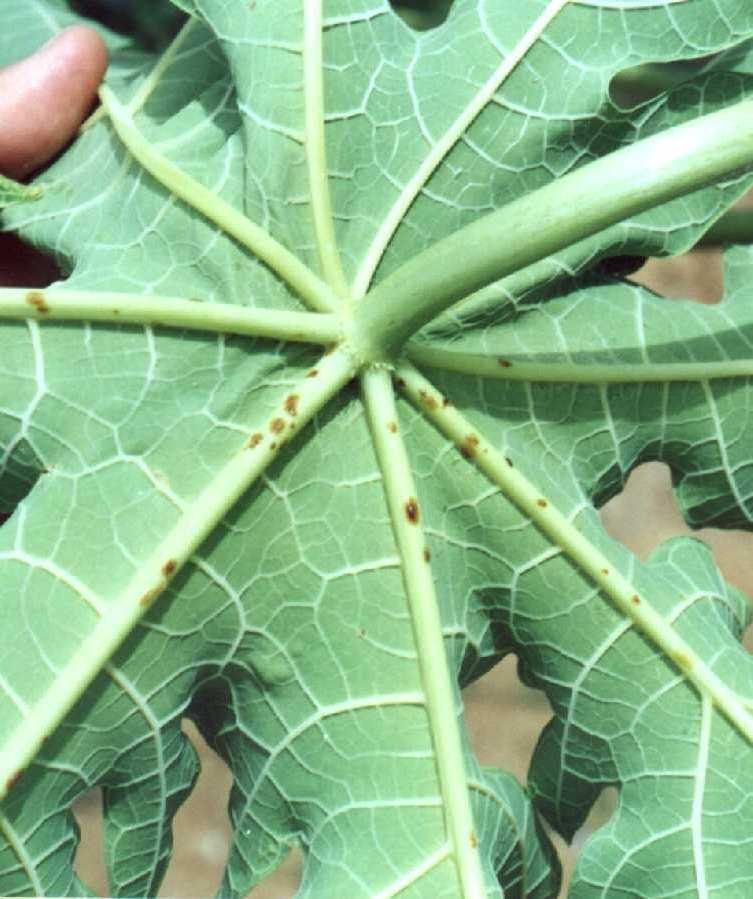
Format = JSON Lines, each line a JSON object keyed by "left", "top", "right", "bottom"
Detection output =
{"left": 469, "top": 830, "right": 478, "bottom": 849}
{"left": 418, "top": 389, "right": 438, "bottom": 411}
{"left": 601, "top": 568, "right": 609, "bottom": 577}
{"left": 387, "top": 421, "right": 397, "bottom": 434}
{"left": 306, "top": 368, "right": 319, "bottom": 379}
{"left": 631, "top": 594, "right": 641, "bottom": 606}
{"left": 505, "top": 456, "right": 513, "bottom": 467}
{"left": 461, "top": 434, "right": 480, "bottom": 459}
{"left": 498, "top": 359, "right": 512, "bottom": 368}
{"left": 26, "top": 291, "right": 50, "bottom": 314}
{"left": 405, "top": 498, "right": 420, "bottom": 524}
{"left": 536, "top": 498, "right": 548, "bottom": 508}
{"left": 246, "top": 432, "right": 263, "bottom": 449}
{"left": 162, "top": 559, "right": 177, "bottom": 578}
{"left": 139, "top": 587, "right": 161, "bottom": 608}
{"left": 423, "top": 547, "right": 431, "bottom": 562}
{"left": 284, "top": 394, "right": 300, "bottom": 416}
{"left": 270, "top": 417, "right": 285, "bottom": 434}
{"left": 5, "top": 770, "right": 22, "bottom": 794}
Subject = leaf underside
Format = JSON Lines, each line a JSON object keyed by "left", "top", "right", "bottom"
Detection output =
{"left": 1, "top": 1, "right": 753, "bottom": 897}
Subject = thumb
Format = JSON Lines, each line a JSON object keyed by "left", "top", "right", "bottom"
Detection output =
{"left": 0, "top": 26, "right": 108, "bottom": 180}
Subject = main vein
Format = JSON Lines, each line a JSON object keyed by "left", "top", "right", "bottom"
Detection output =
{"left": 361, "top": 367, "right": 487, "bottom": 899}
{"left": 407, "top": 344, "right": 753, "bottom": 383}
{"left": 0, "top": 288, "right": 341, "bottom": 344}
{"left": 352, "top": 0, "right": 571, "bottom": 299}
{"left": 0, "top": 346, "right": 357, "bottom": 802}
{"left": 304, "top": 1, "right": 350, "bottom": 297}
{"left": 99, "top": 86, "right": 339, "bottom": 314}
{"left": 396, "top": 361, "right": 753, "bottom": 747}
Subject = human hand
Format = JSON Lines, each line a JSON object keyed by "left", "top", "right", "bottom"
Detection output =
{"left": 0, "top": 26, "right": 107, "bottom": 285}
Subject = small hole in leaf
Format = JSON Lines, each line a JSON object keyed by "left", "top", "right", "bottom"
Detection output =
{"left": 72, "top": 787, "right": 109, "bottom": 896}
{"left": 390, "top": 0, "right": 454, "bottom": 31}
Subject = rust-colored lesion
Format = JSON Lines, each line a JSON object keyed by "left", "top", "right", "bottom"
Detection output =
{"left": 284, "top": 394, "right": 300, "bottom": 416}
{"left": 26, "top": 291, "right": 50, "bottom": 314}
{"left": 387, "top": 421, "right": 398, "bottom": 434}
{"left": 305, "top": 368, "right": 319, "bottom": 378}
{"left": 423, "top": 547, "right": 431, "bottom": 562}
{"left": 270, "top": 417, "right": 285, "bottom": 434}
{"left": 405, "top": 498, "right": 420, "bottom": 524}
{"left": 246, "top": 432, "right": 263, "bottom": 449}
{"left": 497, "top": 358, "right": 512, "bottom": 368}
{"left": 631, "top": 594, "right": 641, "bottom": 606}
{"left": 418, "top": 389, "right": 438, "bottom": 411}
{"left": 161, "top": 559, "right": 177, "bottom": 578}
{"left": 138, "top": 587, "right": 161, "bottom": 608}
{"left": 5, "top": 769, "right": 22, "bottom": 793}
{"left": 460, "top": 434, "right": 480, "bottom": 459}
{"left": 536, "top": 498, "right": 548, "bottom": 508}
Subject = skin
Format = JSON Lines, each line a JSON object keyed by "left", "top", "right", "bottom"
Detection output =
{"left": 0, "top": 26, "right": 107, "bottom": 285}
{"left": 0, "top": 26, "right": 108, "bottom": 179}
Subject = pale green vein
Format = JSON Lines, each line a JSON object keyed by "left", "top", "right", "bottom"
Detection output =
{"left": 303, "top": 0, "right": 349, "bottom": 297}
{"left": 127, "top": 18, "right": 197, "bottom": 116}
{"left": 361, "top": 366, "right": 486, "bottom": 899}
{"left": 407, "top": 344, "right": 753, "bottom": 383}
{"left": 396, "top": 361, "right": 753, "bottom": 748}
{"left": 0, "top": 288, "right": 341, "bottom": 344}
{"left": 690, "top": 696, "right": 712, "bottom": 898}
{"left": 352, "top": 0, "right": 571, "bottom": 299}
{"left": 0, "top": 346, "right": 357, "bottom": 802}
{"left": 82, "top": 19, "right": 197, "bottom": 132}
{"left": 0, "top": 174, "right": 42, "bottom": 208}
{"left": 99, "top": 86, "right": 339, "bottom": 314}
{"left": 0, "top": 813, "right": 42, "bottom": 896}
{"left": 374, "top": 844, "right": 452, "bottom": 899}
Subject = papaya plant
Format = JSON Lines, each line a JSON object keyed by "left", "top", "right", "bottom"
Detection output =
{"left": 3, "top": 0, "right": 753, "bottom": 896}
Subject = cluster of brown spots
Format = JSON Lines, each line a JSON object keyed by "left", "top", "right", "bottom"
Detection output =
{"left": 423, "top": 547, "right": 431, "bottom": 562}
{"left": 246, "top": 432, "right": 263, "bottom": 449}
{"left": 631, "top": 594, "right": 641, "bottom": 606}
{"left": 497, "top": 359, "right": 512, "bottom": 369}
{"left": 405, "top": 498, "right": 420, "bottom": 524}
{"left": 139, "top": 587, "right": 161, "bottom": 608}
{"left": 536, "top": 498, "right": 548, "bottom": 509}
{"left": 162, "top": 559, "right": 177, "bottom": 578}
{"left": 418, "top": 389, "right": 438, "bottom": 411}
{"left": 284, "top": 394, "right": 300, "bottom": 416}
{"left": 461, "top": 434, "right": 480, "bottom": 459}
{"left": 387, "top": 421, "right": 398, "bottom": 434}
{"left": 270, "top": 417, "right": 285, "bottom": 434}
{"left": 6, "top": 770, "right": 22, "bottom": 793}
{"left": 306, "top": 368, "right": 319, "bottom": 379}
{"left": 26, "top": 291, "right": 50, "bottom": 315}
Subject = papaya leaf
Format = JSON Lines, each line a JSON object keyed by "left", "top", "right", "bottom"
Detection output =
{"left": 2, "top": 2, "right": 753, "bottom": 897}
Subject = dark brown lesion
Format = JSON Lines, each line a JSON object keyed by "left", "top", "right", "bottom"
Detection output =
{"left": 405, "top": 498, "right": 419, "bottom": 524}
{"left": 25, "top": 291, "right": 50, "bottom": 314}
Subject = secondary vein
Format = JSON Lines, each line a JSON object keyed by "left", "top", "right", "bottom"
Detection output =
{"left": 99, "top": 86, "right": 339, "bottom": 314}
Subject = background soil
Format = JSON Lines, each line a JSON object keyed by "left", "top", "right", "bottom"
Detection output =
{"left": 61, "top": 246, "right": 753, "bottom": 898}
